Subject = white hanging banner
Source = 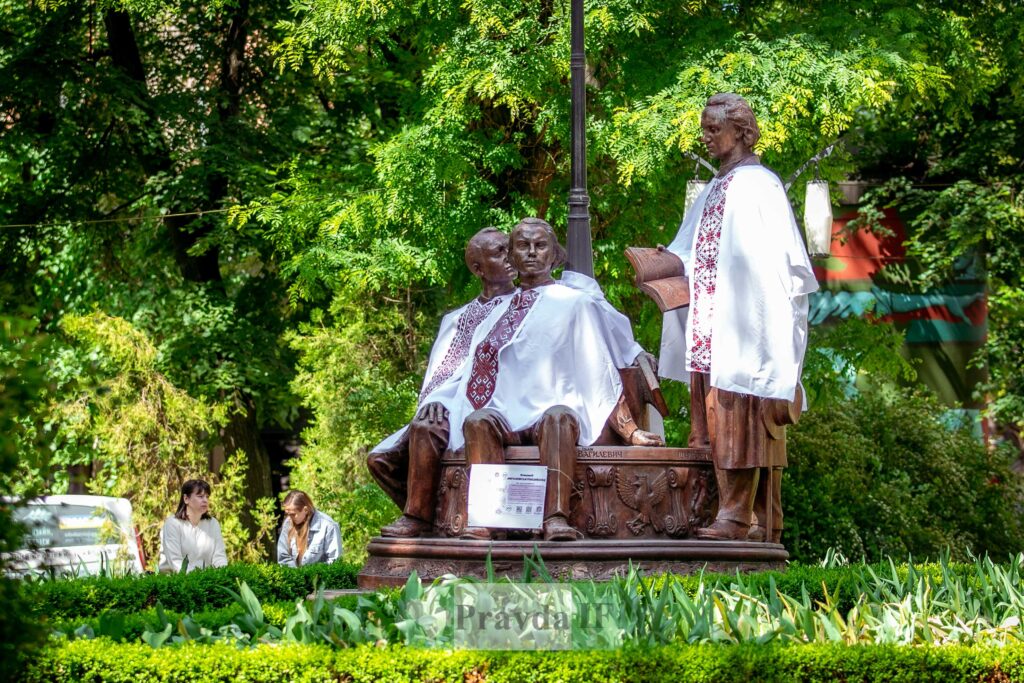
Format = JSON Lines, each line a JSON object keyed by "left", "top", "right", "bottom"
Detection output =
{"left": 467, "top": 464, "right": 547, "bottom": 530}
{"left": 683, "top": 179, "right": 708, "bottom": 222}
{"left": 803, "top": 180, "right": 833, "bottom": 257}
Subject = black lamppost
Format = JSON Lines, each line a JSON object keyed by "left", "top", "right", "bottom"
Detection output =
{"left": 565, "top": 0, "right": 593, "bottom": 277}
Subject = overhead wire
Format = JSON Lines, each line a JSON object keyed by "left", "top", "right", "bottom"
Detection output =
{"left": 0, "top": 207, "right": 233, "bottom": 231}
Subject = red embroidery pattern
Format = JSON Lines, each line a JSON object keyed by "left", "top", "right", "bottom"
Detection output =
{"left": 689, "top": 172, "right": 735, "bottom": 373}
{"left": 466, "top": 288, "right": 540, "bottom": 409}
{"left": 420, "top": 296, "right": 505, "bottom": 402}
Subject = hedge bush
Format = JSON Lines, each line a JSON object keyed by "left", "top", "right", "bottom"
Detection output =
{"left": 27, "top": 560, "right": 359, "bottom": 622}
{"left": 785, "top": 387, "right": 1024, "bottom": 563}
{"left": 54, "top": 600, "right": 281, "bottom": 642}
{"left": 52, "top": 594, "right": 368, "bottom": 642}
{"left": 22, "top": 640, "right": 1024, "bottom": 683}
{"left": 48, "top": 557, "right": 1015, "bottom": 647}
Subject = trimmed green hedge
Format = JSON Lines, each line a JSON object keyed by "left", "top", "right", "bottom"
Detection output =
{"left": 54, "top": 601, "right": 282, "bottom": 641}
{"left": 27, "top": 561, "right": 359, "bottom": 622}
{"left": 52, "top": 595, "right": 365, "bottom": 642}
{"left": 23, "top": 640, "right": 1024, "bottom": 683}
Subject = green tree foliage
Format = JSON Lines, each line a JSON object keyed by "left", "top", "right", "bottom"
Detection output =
{"left": 801, "top": 315, "right": 917, "bottom": 409}
{"left": 854, "top": 178, "right": 1024, "bottom": 436}
{"left": 0, "top": 312, "right": 49, "bottom": 670}
{"left": 285, "top": 302, "right": 420, "bottom": 563}
{"left": 844, "top": 2, "right": 1024, "bottom": 436}
{"left": 0, "top": 0, "right": 324, "bottom": 521}
{"left": 47, "top": 311, "right": 274, "bottom": 564}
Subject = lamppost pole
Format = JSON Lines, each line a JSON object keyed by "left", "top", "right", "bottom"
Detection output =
{"left": 566, "top": 0, "right": 593, "bottom": 276}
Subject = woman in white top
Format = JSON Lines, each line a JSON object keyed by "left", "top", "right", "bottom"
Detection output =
{"left": 158, "top": 479, "right": 228, "bottom": 573}
{"left": 277, "top": 490, "right": 342, "bottom": 567}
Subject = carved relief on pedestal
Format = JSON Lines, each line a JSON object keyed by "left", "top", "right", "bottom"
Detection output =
{"left": 570, "top": 472, "right": 585, "bottom": 516}
{"left": 435, "top": 466, "right": 468, "bottom": 537}
{"left": 584, "top": 465, "right": 618, "bottom": 537}
{"left": 688, "top": 466, "right": 717, "bottom": 531}
{"left": 616, "top": 468, "right": 668, "bottom": 535}
{"left": 661, "top": 466, "right": 717, "bottom": 538}
{"left": 434, "top": 448, "right": 716, "bottom": 541}
{"left": 663, "top": 466, "right": 692, "bottom": 537}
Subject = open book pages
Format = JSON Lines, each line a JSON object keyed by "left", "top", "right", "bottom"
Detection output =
{"left": 624, "top": 247, "right": 690, "bottom": 312}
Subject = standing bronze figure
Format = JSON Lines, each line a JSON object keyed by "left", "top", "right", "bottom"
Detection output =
{"left": 659, "top": 93, "right": 818, "bottom": 542}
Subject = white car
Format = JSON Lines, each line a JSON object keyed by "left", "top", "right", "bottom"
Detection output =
{"left": 3, "top": 495, "right": 146, "bottom": 578}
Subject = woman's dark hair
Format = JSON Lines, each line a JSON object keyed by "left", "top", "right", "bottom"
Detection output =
{"left": 174, "top": 479, "right": 213, "bottom": 521}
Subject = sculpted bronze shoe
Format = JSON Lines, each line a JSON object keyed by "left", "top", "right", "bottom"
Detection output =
{"left": 543, "top": 515, "right": 581, "bottom": 542}
{"left": 506, "top": 529, "right": 536, "bottom": 540}
{"left": 695, "top": 518, "right": 749, "bottom": 541}
{"left": 747, "top": 525, "right": 782, "bottom": 544}
{"left": 380, "top": 514, "right": 432, "bottom": 538}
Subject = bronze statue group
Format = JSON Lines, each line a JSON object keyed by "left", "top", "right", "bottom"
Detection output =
{"left": 368, "top": 93, "right": 818, "bottom": 547}
{"left": 153, "top": 93, "right": 816, "bottom": 571}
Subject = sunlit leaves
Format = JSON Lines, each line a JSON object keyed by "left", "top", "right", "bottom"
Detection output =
{"left": 609, "top": 32, "right": 921, "bottom": 187}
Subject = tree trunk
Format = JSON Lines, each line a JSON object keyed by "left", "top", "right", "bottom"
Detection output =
{"left": 103, "top": 8, "right": 273, "bottom": 535}
{"left": 219, "top": 397, "right": 274, "bottom": 545}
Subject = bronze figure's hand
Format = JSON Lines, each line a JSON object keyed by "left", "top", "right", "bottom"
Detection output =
{"left": 416, "top": 402, "right": 448, "bottom": 424}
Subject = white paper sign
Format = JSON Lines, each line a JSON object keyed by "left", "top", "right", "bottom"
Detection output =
{"left": 467, "top": 464, "right": 547, "bottom": 530}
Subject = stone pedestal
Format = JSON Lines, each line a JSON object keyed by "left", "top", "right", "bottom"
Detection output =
{"left": 358, "top": 445, "right": 788, "bottom": 589}
{"left": 358, "top": 537, "right": 787, "bottom": 589}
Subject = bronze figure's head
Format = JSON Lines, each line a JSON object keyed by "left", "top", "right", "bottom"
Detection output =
{"left": 465, "top": 226, "right": 517, "bottom": 288}
{"left": 701, "top": 93, "right": 760, "bottom": 160}
{"left": 509, "top": 217, "right": 567, "bottom": 284}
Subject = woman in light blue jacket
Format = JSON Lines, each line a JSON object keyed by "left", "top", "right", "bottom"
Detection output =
{"left": 276, "top": 490, "right": 342, "bottom": 567}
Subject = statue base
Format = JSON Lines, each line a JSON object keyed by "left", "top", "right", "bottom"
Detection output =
{"left": 357, "top": 537, "right": 787, "bottom": 589}
{"left": 360, "top": 444, "right": 788, "bottom": 589}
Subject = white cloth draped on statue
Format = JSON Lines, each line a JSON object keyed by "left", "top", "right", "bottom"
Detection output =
{"left": 444, "top": 281, "right": 629, "bottom": 452}
{"left": 559, "top": 271, "right": 643, "bottom": 368}
{"left": 371, "top": 292, "right": 515, "bottom": 453}
{"left": 659, "top": 165, "right": 818, "bottom": 402}
{"left": 373, "top": 274, "right": 644, "bottom": 454}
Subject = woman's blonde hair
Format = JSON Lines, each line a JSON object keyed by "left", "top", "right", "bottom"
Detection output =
{"left": 283, "top": 489, "right": 315, "bottom": 565}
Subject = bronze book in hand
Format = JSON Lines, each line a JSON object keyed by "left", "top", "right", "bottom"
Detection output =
{"left": 624, "top": 247, "right": 690, "bottom": 312}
